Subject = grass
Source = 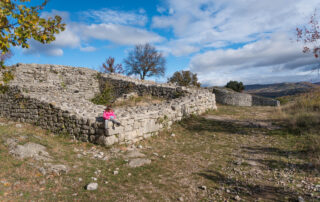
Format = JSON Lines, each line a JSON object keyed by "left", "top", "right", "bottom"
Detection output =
{"left": 0, "top": 98, "right": 320, "bottom": 201}
{"left": 113, "top": 94, "right": 164, "bottom": 108}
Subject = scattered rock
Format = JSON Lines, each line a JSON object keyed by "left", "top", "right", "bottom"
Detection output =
{"left": 91, "top": 177, "right": 97, "bottom": 181}
{"left": 298, "top": 196, "right": 305, "bottom": 202}
{"left": 15, "top": 124, "right": 22, "bottom": 128}
{"left": 178, "top": 196, "right": 184, "bottom": 201}
{"left": 86, "top": 183, "right": 98, "bottom": 191}
{"left": 5, "top": 138, "right": 18, "bottom": 148}
{"left": 199, "top": 185, "right": 207, "bottom": 190}
{"left": 10, "top": 142, "right": 52, "bottom": 161}
{"left": 125, "top": 150, "right": 146, "bottom": 158}
{"left": 128, "top": 158, "right": 151, "bottom": 168}
{"left": 104, "top": 181, "right": 108, "bottom": 184}
{"left": 138, "top": 145, "right": 143, "bottom": 149}
{"left": 113, "top": 170, "right": 119, "bottom": 175}
{"left": 78, "top": 178, "right": 83, "bottom": 182}
{"left": 235, "top": 195, "right": 241, "bottom": 201}
{"left": 45, "top": 163, "right": 69, "bottom": 175}
{"left": 171, "top": 133, "right": 176, "bottom": 137}
{"left": 38, "top": 167, "right": 47, "bottom": 175}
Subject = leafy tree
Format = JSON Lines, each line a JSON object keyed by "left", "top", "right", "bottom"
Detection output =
{"left": 0, "top": 0, "right": 65, "bottom": 55}
{"left": 101, "top": 57, "right": 124, "bottom": 74}
{"left": 124, "top": 43, "right": 165, "bottom": 80}
{"left": 225, "top": 80, "right": 245, "bottom": 92}
{"left": 0, "top": 0, "right": 65, "bottom": 88}
{"left": 168, "top": 70, "right": 201, "bottom": 87}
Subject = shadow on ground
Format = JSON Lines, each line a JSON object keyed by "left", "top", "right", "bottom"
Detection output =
{"left": 198, "top": 170, "right": 308, "bottom": 201}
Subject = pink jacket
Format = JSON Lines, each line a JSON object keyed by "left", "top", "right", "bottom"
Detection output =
{"left": 103, "top": 110, "right": 116, "bottom": 120}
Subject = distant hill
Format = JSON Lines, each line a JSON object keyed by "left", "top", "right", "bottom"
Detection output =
{"left": 244, "top": 82, "right": 320, "bottom": 98}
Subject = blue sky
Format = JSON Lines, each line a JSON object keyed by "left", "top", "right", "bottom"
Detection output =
{"left": 9, "top": 0, "right": 320, "bottom": 85}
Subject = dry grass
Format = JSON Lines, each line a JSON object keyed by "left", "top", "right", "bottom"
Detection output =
{"left": 0, "top": 103, "right": 319, "bottom": 201}
{"left": 113, "top": 95, "right": 164, "bottom": 108}
{"left": 277, "top": 90, "right": 320, "bottom": 167}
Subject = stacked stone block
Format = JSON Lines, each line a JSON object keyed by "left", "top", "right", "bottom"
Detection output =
{"left": 0, "top": 63, "right": 217, "bottom": 146}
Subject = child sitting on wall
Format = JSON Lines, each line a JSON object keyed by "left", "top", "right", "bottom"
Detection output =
{"left": 103, "top": 105, "right": 121, "bottom": 130}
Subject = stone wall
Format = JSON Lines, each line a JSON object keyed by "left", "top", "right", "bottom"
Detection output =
{"left": 0, "top": 63, "right": 217, "bottom": 146}
{"left": 211, "top": 87, "right": 280, "bottom": 107}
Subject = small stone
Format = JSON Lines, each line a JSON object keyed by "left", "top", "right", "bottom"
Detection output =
{"left": 86, "top": 182, "right": 98, "bottom": 191}
{"left": 171, "top": 133, "right": 176, "bottom": 137}
{"left": 104, "top": 181, "right": 108, "bottom": 184}
{"left": 226, "top": 189, "right": 230, "bottom": 193}
{"left": 78, "top": 178, "right": 83, "bottom": 182}
{"left": 138, "top": 145, "right": 143, "bottom": 149}
{"left": 38, "top": 167, "right": 46, "bottom": 175}
{"left": 113, "top": 170, "right": 119, "bottom": 175}
{"left": 235, "top": 195, "right": 241, "bottom": 201}
{"left": 15, "top": 124, "right": 22, "bottom": 128}
{"left": 72, "top": 193, "right": 78, "bottom": 196}
{"left": 178, "top": 196, "right": 184, "bottom": 201}
{"left": 128, "top": 158, "right": 151, "bottom": 168}
{"left": 39, "top": 180, "right": 46, "bottom": 185}
{"left": 298, "top": 196, "right": 305, "bottom": 202}
{"left": 128, "top": 173, "right": 132, "bottom": 176}
{"left": 153, "top": 153, "right": 159, "bottom": 156}
{"left": 199, "top": 185, "right": 207, "bottom": 190}
{"left": 77, "top": 154, "right": 82, "bottom": 158}
{"left": 91, "top": 177, "right": 97, "bottom": 181}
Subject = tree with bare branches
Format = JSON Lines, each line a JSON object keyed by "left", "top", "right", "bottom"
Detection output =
{"left": 101, "top": 57, "right": 124, "bottom": 74}
{"left": 124, "top": 43, "right": 165, "bottom": 80}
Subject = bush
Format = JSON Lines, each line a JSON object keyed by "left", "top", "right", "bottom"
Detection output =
{"left": 91, "top": 82, "right": 114, "bottom": 105}
{"left": 225, "top": 80, "right": 244, "bottom": 92}
{"left": 168, "top": 70, "right": 201, "bottom": 87}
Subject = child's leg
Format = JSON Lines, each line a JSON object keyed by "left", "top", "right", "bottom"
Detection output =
{"left": 105, "top": 119, "right": 109, "bottom": 129}
{"left": 110, "top": 118, "right": 121, "bottom": 126}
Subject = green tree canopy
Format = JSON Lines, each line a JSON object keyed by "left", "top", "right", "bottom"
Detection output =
{"left": 168, "top": 70, "right": 201, "bottom": 87}
{"left": 225, "top": 80, "right": 245, "bottom": 92}
{"left": 0, "top": 0, "right": 65, "bottom": 55}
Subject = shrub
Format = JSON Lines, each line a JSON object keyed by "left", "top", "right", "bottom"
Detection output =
{"left": 91, "top": 82, "right": 114, "bottom": 105}
{"left": 168, "top": 70, "right": 201, "bottom": 87}
{"left": 225, "top": 80, "right": 244, "bottom": 92}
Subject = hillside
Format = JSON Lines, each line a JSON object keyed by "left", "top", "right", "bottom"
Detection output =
{"left": 244, "top": 82, "right": 320, "bottom": 98}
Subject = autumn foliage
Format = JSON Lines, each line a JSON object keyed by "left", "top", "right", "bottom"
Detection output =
{"left": 0, "top": 0, "right": 65, "bottom": 55}
{"left": 296, "top": 10, "right": 320, "bottom": 58}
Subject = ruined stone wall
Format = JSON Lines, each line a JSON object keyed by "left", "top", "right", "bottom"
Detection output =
{"left": 0, "top": 63, "right": 217, "bottom": 146}
{"left": 212, "top": 87, "right": 280, "bottom": 107}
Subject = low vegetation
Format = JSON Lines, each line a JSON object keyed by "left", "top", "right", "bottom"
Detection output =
{"left": 225, "top": 80, "right": 245, "bottom": 92}
{"left": 0, "top": 91, "right": 319, "bottom": 201}
{"left": 167, "top": 70, "right": 201, "bottom": 87}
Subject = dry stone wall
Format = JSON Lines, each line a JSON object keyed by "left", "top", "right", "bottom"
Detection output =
{"left": 0, "top": 63, "right": 217, "bottom": 146}
{"left": 212, "top": 87, "right": 280, "bottom": 107}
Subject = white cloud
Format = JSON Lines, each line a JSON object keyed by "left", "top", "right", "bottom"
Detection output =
{"left": 153, "top": 0, "right": 320, "bottom": 51}
{"left": 80, "top": 46, "right": 96, "bottom": 52}
{"left": 81, "top": 23, "right": 164, "bottom": 45}
{"left": 81, "top": 8, "right": 148, "bottom": 26}
{"left": 190, "top": 33, "right": 319, "bottom": 86}
{"left": 25, "top": 9, "right": 164, "bottom": 56}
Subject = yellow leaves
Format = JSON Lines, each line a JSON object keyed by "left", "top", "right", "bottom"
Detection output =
{"left": 0, "top": 0, "right": 66, "bottom": 54}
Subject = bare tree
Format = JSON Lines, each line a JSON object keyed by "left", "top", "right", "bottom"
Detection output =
{"left": 101, "top": 57, "right": 124, "bottom": 74}
{"left": 124, "top": 43, "right": 165, "bottom": 80}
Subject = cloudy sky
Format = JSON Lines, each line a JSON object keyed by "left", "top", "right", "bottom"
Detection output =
{"left": 9, "top": 0, "right": 320, "bottom": 86}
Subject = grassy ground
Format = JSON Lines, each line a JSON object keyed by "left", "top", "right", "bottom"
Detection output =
{"left": 0, "top": 104, "right": 319, "bottom": 201}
